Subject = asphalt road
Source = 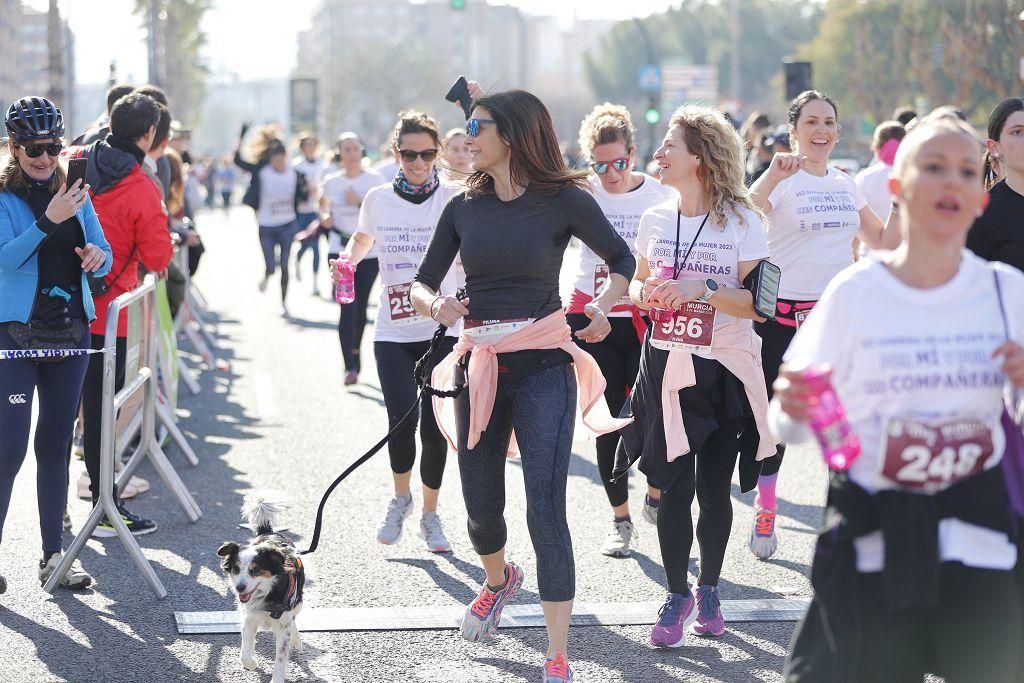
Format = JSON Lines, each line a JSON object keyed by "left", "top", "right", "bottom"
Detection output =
{"left": 0, "top": 205, "right": 832, "bottom": 683}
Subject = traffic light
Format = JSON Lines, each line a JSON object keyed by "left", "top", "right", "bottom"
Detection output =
{"left": 645, "top": 96, "right": 660, "bottom": 125}
{"left": 450, "top": 0, "right": 466, "bottom": 8}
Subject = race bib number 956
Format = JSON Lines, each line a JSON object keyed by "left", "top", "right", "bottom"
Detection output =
{"left": 649, "top": 301, "right": 716, "bottom": 352}
{"left": 880, "top": 417, "right": 996, "bottom": 492}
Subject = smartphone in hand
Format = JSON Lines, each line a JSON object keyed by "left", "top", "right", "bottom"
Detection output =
{"left": 445, "top": 76, "right": 473, "bottom": 120}
{"left": 66, "top": 157, "right": 88, "bottom": 190}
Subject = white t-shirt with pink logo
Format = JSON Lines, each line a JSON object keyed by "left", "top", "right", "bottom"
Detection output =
{"left": 572, "top": 174, "right": 676, "bottom": 317}
{"left": 355, "top": 184, "right": 459, "bottom": 343}
{"left": 766, "top": 168, "right": 867, "bottom": 300}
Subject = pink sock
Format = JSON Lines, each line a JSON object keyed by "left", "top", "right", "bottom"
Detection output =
{"left": 756, "top": 474, "right": 778, "bottom": 511}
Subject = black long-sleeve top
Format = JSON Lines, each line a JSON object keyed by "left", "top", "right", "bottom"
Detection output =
{"left": 415, "top": 184, "right": 635, "bottom": 321}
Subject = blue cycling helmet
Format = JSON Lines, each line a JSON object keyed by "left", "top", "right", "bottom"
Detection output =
{"left": 4, "top": 96, "right": 64, "bottom": 141}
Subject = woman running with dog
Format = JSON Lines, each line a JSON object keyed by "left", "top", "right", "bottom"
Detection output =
{"left": 746, "top": 90, "right": 898, "bottom": 559}
{"left": 778, "top": 114, "right": 1024, "bottom": 683}
{"left": 331, "top": 112, "right": 459, "bottom": 554}
{"left": 567, "top": 103, "right": 675, "bottom": 558}
{"left": 410, "top": 85, "right": 634, "bottom": 682}
{"left": 613, "top": 104, "right": 776, "bottom": 646}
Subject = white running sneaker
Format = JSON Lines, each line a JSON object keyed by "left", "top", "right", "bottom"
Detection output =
{"left": 258, "top": 275, "right": 268, "bottom": 292}
{"left": 418, "top": 511, "right": 452, "bottom": 553}
{"left": 642, "top": 496, "right": 660, "bottom": 525}
{"left": 376, "top": 494, "right": 413, "bottom": 545}
{"left": 38, "top": 553, "right": 92, "bottom": 589}
{"left": 749, "top": 506, "right": 779, "bottom": 560}
{"left": 600, "top": 520, "right": 636, "bottom": 558}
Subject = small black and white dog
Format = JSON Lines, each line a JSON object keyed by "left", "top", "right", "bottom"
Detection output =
{"left": 218, "top": 495, "right": 305, "bottom": 683}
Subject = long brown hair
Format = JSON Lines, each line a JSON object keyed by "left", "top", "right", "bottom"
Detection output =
{"left": 984, "top": 97, "right": 1024, "bottom": 190}
{"left": 464, "top": 90, "right": 588, "bottom": 197}
{"left": 0, "top": 142, "right": 67, "bottom": 196}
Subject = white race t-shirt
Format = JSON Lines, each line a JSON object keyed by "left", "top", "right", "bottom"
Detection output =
{"left": 255, "top": 165, "right": 298, "bottom": 228}
{"left": 292, "top": 156, "right": 325, "bottom": 214}
{"left": 355, "top": 184, "right": 459, "bottom": 343}
{"left": 572, "top": 174, "right": 676, "bottom": 316}
{"left": 766, "top": 168, "right": 867, "bottom": 300}
{"left": 854, "top": 161, "right": 894, "bottom": 226}
{"left": 320, "top": 169, "right": 383, "bottom": 255}
{"left": 635, "top": 200, "right": 770, "bottom": 343}
{"left": 784, "top": 251, "right": 1023, "bottom": 572}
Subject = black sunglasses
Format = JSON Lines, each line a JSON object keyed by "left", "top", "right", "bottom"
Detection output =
{"left": 398, "top": 148, "right": 438, "bottom": 163}
{"left": 18, "top": 141, "right": 64, "bottom": 158}
{"left": 466, "top": 118, "right": 496, "bottom": 138}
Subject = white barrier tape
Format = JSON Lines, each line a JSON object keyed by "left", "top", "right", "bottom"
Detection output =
{"left": 0, "top": 348, "right": 107, "bottom": 360}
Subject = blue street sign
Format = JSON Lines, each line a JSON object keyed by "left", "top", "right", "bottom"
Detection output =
{"left": 638, "top": 65, "right": 662, "bottom": 93}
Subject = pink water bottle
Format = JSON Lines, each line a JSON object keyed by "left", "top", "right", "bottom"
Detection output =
{"left": 648, "top": 265, "right": 677, "bottom": 323}
{"left": 803, "top": 367, "right": 861, "bottom": 470}
{"left": 334, "top": 255, "right": 355, "bottom": 304}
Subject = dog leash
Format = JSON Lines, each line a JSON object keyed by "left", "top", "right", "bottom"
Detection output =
{"left": 300, "top": 292, "right": 467, "bottom": 555}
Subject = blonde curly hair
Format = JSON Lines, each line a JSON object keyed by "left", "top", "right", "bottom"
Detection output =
{"left": 668, "top": 105, "right": 765, "bottom": 230}
{"left": 578, "top": 103, "right": 635, "bottom": 160}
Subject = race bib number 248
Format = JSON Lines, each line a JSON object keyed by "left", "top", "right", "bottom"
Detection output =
{"left": 881, "top": 416, "right": 996, "bottom": 492}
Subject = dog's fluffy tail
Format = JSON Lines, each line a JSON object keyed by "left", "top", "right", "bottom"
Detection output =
{"left": 241, "top": 494, "right": 288, "bottom": 536}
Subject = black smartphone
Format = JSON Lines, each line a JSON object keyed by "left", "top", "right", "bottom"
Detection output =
{"left": 445, "top": 76, "right": 473, "bottom": 120}
{"left": 743, "top": 260, "right": 782, "bottom": 320}
{"left": 66, "top": 157, "right": 88, "bottom": 190}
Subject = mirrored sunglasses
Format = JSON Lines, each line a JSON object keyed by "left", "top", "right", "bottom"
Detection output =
{"left": 591, "top": 157, "right": 630, "bottom": 174}
{"left": 465, "top": 118, "right": 496, "bottom": 138}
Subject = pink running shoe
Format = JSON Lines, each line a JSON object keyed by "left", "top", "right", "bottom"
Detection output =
{"left": 692, "top": 584, "right": 725, "bottom": 636}
{"left": 543, "top": 652, "right": 573, "bottom": 682}
{"left": 650, "top": 592, "right": 697, "bottom": 648}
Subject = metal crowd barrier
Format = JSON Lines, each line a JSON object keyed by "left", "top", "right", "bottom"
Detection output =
{"left": 44, "top": 275, "right": 202, "bottom": 599}
{"left": 172, "top": 239, "right": 226, "bottom": 392}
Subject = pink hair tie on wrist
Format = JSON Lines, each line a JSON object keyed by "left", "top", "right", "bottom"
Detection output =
{"left": 879, "top": 138, "right": 901, "bottom": 166}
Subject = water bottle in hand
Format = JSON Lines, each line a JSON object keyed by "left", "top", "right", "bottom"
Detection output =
{"left": 802, "top": 366, "right": 860, "bottom": 470}
{"left": 334, "top": 255, "right": 355, "bottom": 304}
{"left": 648, "top": 265, "right": 677, "bottom": 324}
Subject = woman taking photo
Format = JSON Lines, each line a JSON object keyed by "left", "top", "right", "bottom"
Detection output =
{"left": 411, "top": 86, "right": 634, "bottom": 682}
{"left": 0, "top": 97, "right": 111, "bottom": 592}
{"left": 320, "top": 132, "right": 382, "bottom": 385}
{"left": 778, "top": 116, "right": 1023, "bottom": 682}
{"left": 968, "top": 97, "right": 1024, "bottom": 271}
{"left": 233, "top": 124, "right": 307, "bottom": 316}
{"left": 614, "top": 105, "right": 776, "bottom": 646}
{"left": 746, "top": 90, "right": 897, "bottom": 559}
{"left": 568, "top": 103, "right": 675, "bottom": 558}
{"left": 331, "top": 112, "right": 458, "bottom": 553}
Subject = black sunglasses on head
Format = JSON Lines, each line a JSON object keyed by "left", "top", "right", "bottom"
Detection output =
{"left": 398, "top": 148, "right": 438, "bottom": 163}
{"left": 18, "top": 141, "right": 64, "bottom": 158}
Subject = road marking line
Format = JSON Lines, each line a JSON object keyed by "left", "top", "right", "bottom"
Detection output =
{"left": 175, "top": 598, "right": 810, "bottom": 634}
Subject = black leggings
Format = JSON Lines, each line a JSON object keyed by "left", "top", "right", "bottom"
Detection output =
{"left": 457, "top": 363, "right": 577, "bottom": 602}
{"left": 754, "top": 315, "right": 797, "bottom": 477}
{"left": 0, "top": 324, "right": 90, "bottom": 553}
{"left": 657, "top": 426, "right": 739, "bottom": 593}
{"left": 567, "top": 314, "right": 641, "bottom": 508}
{"left": 787, "top": 563, "right": 1022, "bottom": 682}
{"left": 81, "top": 335, "right": 127, "bottom": 503}
{"left": 329, "top": 252, "right": 378, "bottom": 373}
{"left": 373, "top": 338, "right": 454, "bottom": 490}
{"left": 258, "top": 220, "right": 297, "bottom": 303}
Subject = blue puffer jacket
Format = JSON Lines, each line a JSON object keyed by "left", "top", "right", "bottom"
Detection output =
{"left": 0, "top": 190, "right": 113, "bottom": 323}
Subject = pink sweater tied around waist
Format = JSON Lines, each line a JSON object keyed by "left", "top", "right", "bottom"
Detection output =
{"left": 431, "top": 309, "right": 632, "bottom": 454}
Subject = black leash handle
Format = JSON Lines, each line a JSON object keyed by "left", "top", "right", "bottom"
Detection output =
{"left": 301, "top": 290, "right": 467, "bottom": 555}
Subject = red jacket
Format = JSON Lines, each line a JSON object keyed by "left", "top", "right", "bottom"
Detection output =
{"left": 72, "top": 141, "right": 172, "bottom": 337}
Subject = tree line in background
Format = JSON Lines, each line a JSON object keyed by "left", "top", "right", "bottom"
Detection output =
{"left": 585, "top": 0, "right": 1022, "bottom": 131}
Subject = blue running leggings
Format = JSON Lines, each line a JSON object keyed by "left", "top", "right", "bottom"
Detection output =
{"left": 0, "top": 324, "right": 90, "bottom": 553}
{"left": 456, "top": 363, "right": 577, "bottom": 602}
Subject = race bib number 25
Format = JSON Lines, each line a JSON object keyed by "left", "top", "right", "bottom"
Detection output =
{"left": 881, "top": 417, "right": 996, "bottom": 492}
{"left": 387, "top": 283, "right": 423, "bottom": 325}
